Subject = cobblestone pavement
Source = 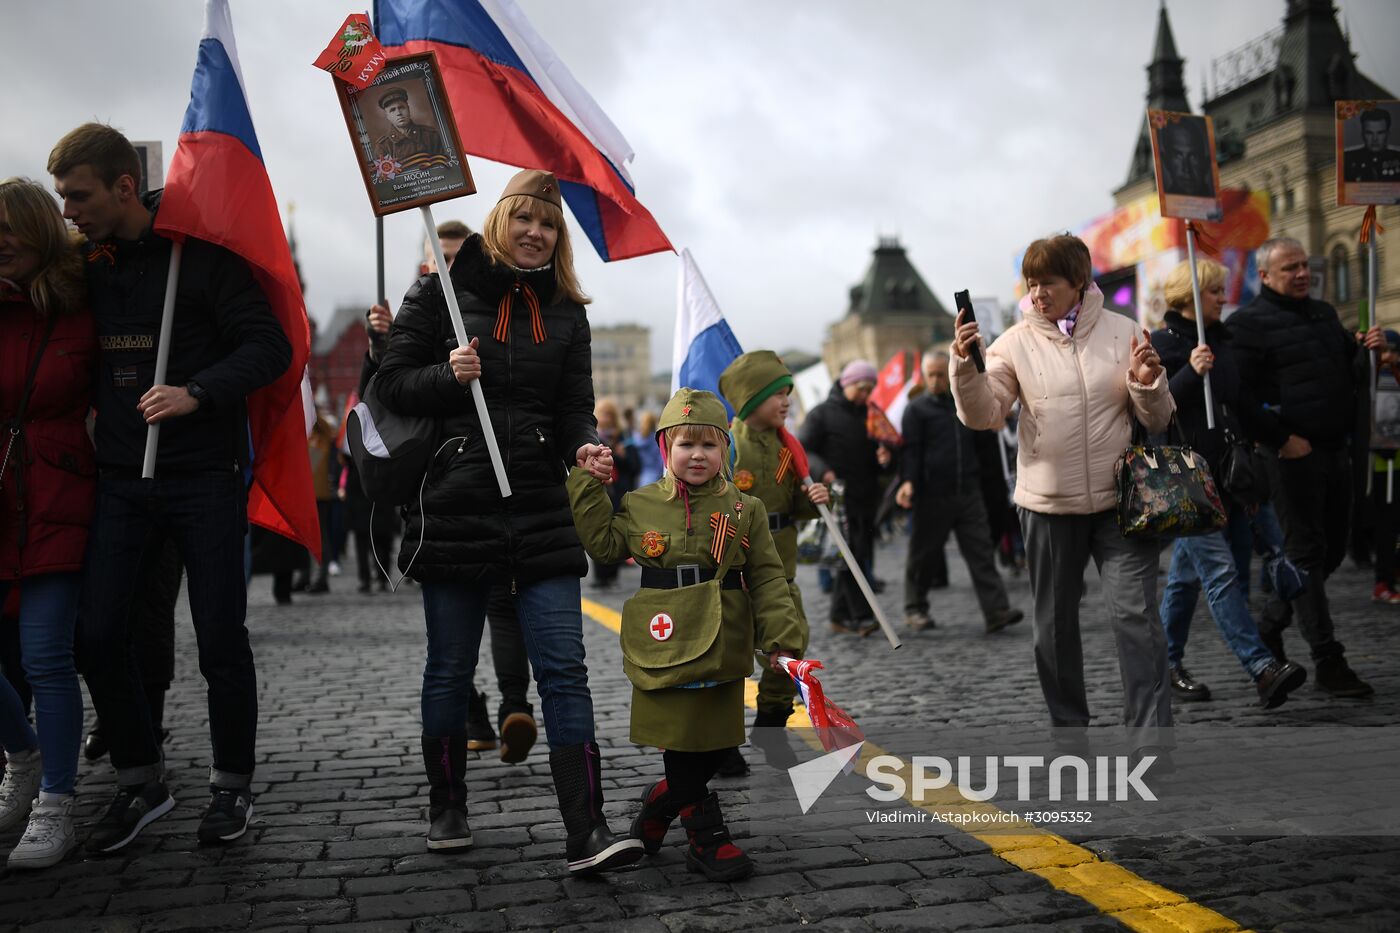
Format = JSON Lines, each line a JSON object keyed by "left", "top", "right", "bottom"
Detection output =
{"left": 1, "top": 528, "right": 1397, "bottom": 931}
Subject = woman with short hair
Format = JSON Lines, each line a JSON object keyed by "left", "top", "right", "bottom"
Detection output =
{"left": 1150, "top": 258, "right": 1305, "bottom": 708}
{"left": 951, "top": 234, "right": 1174, "bottom": 742}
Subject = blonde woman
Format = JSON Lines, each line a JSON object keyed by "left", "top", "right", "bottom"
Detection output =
{"left": 376, "top": 170, "right": 641, "bottom": 873}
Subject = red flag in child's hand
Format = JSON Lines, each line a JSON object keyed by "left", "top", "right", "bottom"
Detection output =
{"left": 313, "top": 14, "right": 387, "bottom": 88}
{"left": 774, "top": 657, "right": 865, "bottom": 755}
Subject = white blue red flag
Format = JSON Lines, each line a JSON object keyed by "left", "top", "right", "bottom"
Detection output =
{"left": 154, "top": 0, "right": 321, "bottom": 559}
{"left": 774, "top": 656, "right": 865, "bottom": 756}
{"left": 673, "top": 249, "right": 743, "bottom": 414}
{"left": 373, "top": 0, "right": 673, "bottom": 262}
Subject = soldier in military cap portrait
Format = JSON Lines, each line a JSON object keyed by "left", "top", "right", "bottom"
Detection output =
{"left": 568, "top": 388, "right": 803, "bottom": 882}
{"left": 374, "top": 85, "right": 446, "bottom": 163}
{"left": 1343, "top": 107, "right": 1400, "bottom": 183}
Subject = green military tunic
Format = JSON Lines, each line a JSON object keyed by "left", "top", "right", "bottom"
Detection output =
{"left": 719, "top": 350, "right": 822, "bottom": 715}
{"left": 568, "top": 467, "right": 803, "bottom": 752}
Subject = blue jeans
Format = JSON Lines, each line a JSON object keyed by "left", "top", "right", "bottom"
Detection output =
{"left": 420, "top": 575, "right": 594, "bottom": 745}
{"left": 0, "top": 574, "right": 83, "bottom": 795}
{"left": 1225, "top": 502, "right": 1286, "bottom": 601}
{"left": 1160, "top": 531, "right": 1275, "bottom": 678}
{"left": 78, "top": 470, "right": 256, "bottom": 787}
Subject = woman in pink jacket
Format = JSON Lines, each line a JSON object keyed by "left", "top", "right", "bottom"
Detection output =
{"left": 950, "top": 234, "right": 1176, "bottom": 745}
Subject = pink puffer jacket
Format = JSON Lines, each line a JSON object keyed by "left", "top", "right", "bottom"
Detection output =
{"left": 951, "top": 287, "right": 1174, "bottom": 515}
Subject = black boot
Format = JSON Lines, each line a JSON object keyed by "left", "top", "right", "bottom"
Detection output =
{"left": 714, "top": 747, "right": 749, "bottom": 777}
{"left": 465, "top": 688, "right": 497, "bottom": 752}
{"left": 421, "top": 734, "right": 472, "bottom": 851}
{"left": 751, "top": 705, "right": 798, "bottom": 770}
{"left": 549, "top": 742, "right": 644, "bottom": 874}
{"left": 680, "top": 792, "right": 753, "bottom": 881}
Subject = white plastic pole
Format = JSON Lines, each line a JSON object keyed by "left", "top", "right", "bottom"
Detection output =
{"left": 803, "top": 478, "right": 901, "bottom": 650}
{"left": 1184, "top": 224, "right": 1215, "bottom": 430}
{"left": 141, "top": 241, "right": 184, "bottom": 479}
{"left": 421, "top": 205, "right": 512, "bottom": 498}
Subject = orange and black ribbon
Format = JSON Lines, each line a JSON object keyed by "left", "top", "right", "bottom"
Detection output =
{"left": 493, "top": 281, "right": 548, "bottom": 344}
{"left": 774, "top": 447, "right": 794, "bottom": 485}
{"left": 87, "top": 243, "right": 117, "bottom": 267}
{"left": 1361, "top": 205, "right": 1386, "bottom": 244}
{"left": 740, "top": 534, "right": 751, "bottom": 550}
{"left": 708, "top": 512, "right": 736, "bottom": 563}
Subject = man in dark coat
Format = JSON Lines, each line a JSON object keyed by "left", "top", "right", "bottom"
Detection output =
{"left": 1227, "top": 236, "right": 1386, "bottom": 697}
{"left": 50, "top": 123, "right": 291, "bottom": 852}
{"left": 895, "top": 351, "right": 1022, "bottom": 634}
{"left": 798, "top": 360, "right": 891, "bottom": 634}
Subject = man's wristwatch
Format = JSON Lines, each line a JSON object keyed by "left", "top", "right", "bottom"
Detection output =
{"left": 186, "top": 380, "right": 211, "bottom": 409}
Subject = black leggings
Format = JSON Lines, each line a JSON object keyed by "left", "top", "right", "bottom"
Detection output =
{"left": 664, "top": 748, "right": 728, "bottom": 808}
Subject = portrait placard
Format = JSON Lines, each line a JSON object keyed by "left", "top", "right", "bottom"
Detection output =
{"left": 1336, "top": 100, "right": 1400, "bottom": 206}
{"left": 1148, "top": 110, "right": 1222, "bottom": 222}
{"left": 336, "top": 51, "right": 474, "bottom": 215}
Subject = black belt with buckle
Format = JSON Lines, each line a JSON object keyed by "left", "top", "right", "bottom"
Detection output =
{"left": 639, "top": 565, "right": 745, "bottom": 590}
{"left": 769, "top": 512, "right": 793, "bottom": 531}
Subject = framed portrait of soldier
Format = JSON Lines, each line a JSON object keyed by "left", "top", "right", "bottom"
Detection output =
{"left": 337, "top": 51, "right": 475, "bottom": 215}
{"left": 1336, "top": 100, "right": 1400, "bottom": 206}
{"left": 1149, "top": 110, "right": 1222, "bottom": 221}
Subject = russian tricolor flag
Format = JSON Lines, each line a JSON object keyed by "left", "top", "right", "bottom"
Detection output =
{"left": 673, "top": 248, "right": 743, "bottom": 415}
{"left": 155, "top": 0, "right": 321, "bottom": 559}
{"left": 374, "top": 0, "right": 673, "bottom": 262}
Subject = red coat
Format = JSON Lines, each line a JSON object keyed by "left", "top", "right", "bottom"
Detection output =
{"left": 0, "top": 284, "right": 96, "bottom": 579}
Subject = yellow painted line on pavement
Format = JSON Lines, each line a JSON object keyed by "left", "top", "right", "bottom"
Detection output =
{"left": 579, "top": 597, "right": 1250, "bottom": 933}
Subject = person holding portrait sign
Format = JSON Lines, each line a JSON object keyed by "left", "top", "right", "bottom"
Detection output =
{"left": 332, "top": 46, "right": 641, "bottom": 872}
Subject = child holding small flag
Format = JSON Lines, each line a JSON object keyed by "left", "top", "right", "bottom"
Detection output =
{"left": 568, "top": 388, "right": 802, "bottom": 881}
{"left": 717, "top": 351, "right": 829, "bottom": 771}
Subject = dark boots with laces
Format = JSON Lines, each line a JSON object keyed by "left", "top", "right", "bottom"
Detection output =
{"left": 549, "top": 742, "right": 644, "bottom": 874}
{"left": 422, "top": 735, "right": 472, "bottom": 850}
{"left": 679, "top": 792, "right": 753, "bottom": 881}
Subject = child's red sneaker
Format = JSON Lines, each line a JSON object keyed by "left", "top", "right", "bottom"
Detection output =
{"left": 629, "top": 780, "right": 676, "bottom": 855}
{"left": 679, "top": 793, "right": 753, "bottom": 881}
{"left": 1373, "top": 583, "right": 1400, "bottom": 604}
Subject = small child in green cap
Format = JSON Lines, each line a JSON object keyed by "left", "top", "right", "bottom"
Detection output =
{"left": 718, "top": 351, "right": 830, "bottom": 773}
{"left": 568, "top": 388, "right": 802, "bottom": 882}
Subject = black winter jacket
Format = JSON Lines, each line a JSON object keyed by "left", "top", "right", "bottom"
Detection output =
{"left": 85, "top": 191, "right": 291, "bottom": 472}
{"left": 799, "top": 382, "right": 885, "bottom": 508}
{"left": 373, "top": 236, "right": 597, "bottom": 585}
{"left": 1150, "top": 310, "right": 1254, "bottom": 478}
{"left": 1226, "top": 286, "right": 1361, "bottom": 450}
{"left": 899, "top": 391, "right": 982, "bottom": 495}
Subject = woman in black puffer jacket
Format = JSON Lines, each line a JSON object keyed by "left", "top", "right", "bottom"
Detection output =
{"left": 375, "top": 170, "right": 641, "bottom": 875}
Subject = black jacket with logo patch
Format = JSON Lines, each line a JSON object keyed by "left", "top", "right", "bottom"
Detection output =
{"left": 84, "top": 191, "right": 291, "bottom": 472}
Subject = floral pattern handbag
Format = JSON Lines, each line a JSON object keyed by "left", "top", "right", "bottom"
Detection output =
{"left": 1115, "top": 416, "right": 1227, "bottom": 539}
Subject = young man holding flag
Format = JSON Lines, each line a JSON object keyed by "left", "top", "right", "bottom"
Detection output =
{"left": 50, "top": 123, "right": 292, "bottom": 851}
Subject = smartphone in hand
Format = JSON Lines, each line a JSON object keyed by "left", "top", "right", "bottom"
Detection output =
{"left": 954, "top": 290, "right": 985, "bottom": 373}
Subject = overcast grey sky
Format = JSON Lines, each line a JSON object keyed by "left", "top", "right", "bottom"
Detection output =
{"left": 5, "top": 1, "right": 1397, "bottom": 369}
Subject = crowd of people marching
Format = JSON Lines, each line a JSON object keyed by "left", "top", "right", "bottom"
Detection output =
{"left": 0, "top": 122, "right": 1394, "bottom": 882}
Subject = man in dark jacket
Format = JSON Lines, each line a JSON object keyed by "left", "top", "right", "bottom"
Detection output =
{"left": 1227, "top": 236, "right": 1386, "bottom": 697}
{"left": 798, "top": 361, "right": 891, "bottom": 634}
{"left": 51, "top": 124, "right": 292, "bottom": 851}
{"left": 895, "top": 352, "right": 1022, "bottom": 633}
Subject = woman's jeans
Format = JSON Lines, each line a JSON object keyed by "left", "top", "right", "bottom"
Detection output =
{"left": 1160, "top": 532, "right": 1275, "bottom": 679}
{"left": 420, "top": 575, "right": 593, "bottom": 745}
{"left": 0, "top": 574, "right": 83, "bottom": 795}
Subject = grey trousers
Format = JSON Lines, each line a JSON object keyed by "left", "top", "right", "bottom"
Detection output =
{"left": 1019, "top": 508, "right": 1172, "bottom": 732}
{"left": 904, "top": 490, "right": 1013, "bottom": 626}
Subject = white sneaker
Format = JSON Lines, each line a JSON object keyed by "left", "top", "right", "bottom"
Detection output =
{"left": 0, "top": 749, "right": 42, "bottom": 832}
{"left": 329, "top": 560, "right": 342, "bottom": 577}
{"left": 8, "top": 794, "right": 76, "bottom": 869}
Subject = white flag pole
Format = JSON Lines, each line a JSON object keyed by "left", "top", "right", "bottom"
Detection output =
{"left": 421, "top": 204, "right": 512, "bottom": 498}
{"left": 141, "top": 241, "right": 184, "bottom": 479}
{"left": 1183, "top": 223, "right": 1215, "bottom": 431}
{"left": 1369, "top": 229, "right": 1380, "bottom": 414}
{"left": 803, "top": 478, "right": 902, "bottom": 650}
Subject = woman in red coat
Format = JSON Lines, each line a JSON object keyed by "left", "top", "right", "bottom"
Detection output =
{"left": 0, "top": 177, "right": 94, "bottom": 869}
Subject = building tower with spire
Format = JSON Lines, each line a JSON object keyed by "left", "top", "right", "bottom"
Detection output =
{"left": 1114, "top": 0, "right": 1395, "bottom": 328}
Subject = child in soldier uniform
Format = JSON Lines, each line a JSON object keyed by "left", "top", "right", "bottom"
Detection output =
{"left": 568, "top": 388, "right": 802, "bottom": 882}
{"left": 717, "top": 351, "right": 829, "bottom": 773}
